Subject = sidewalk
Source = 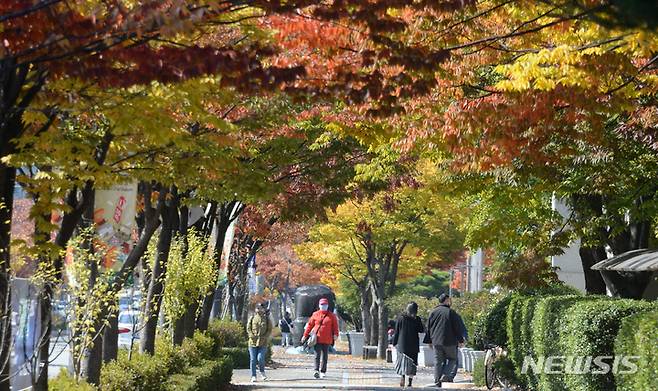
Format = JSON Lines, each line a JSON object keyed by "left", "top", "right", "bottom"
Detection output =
{"left": 231, "top": 344, "right": 480, "bottom": 390}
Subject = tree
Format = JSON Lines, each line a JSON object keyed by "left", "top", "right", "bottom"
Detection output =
{"left": 0, "top": 2, "right": 310, "bottom": 386}
{"left": 257, "top": 222, "right": 322, "bottom": 314}
{"left": 370, "top": 1, "right": 658, "bottom": 294}
{"left": 298, "top": 176, "right": 465, "bottom": 358}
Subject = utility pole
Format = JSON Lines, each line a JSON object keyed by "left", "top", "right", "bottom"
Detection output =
{"left": 448, "top": 269, "right": 454, "bottom": 297}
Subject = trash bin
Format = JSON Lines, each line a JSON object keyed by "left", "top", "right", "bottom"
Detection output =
{"left": 346, "top": 332, "right": 364, "bottom": 357}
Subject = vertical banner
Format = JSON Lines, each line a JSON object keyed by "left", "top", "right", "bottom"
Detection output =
{"left": 94, "top": 182, "right": 138, "bottom": 271}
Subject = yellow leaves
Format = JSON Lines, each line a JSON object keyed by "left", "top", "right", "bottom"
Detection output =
{"left": 495, "top": 45, "right": 593, "bottom": 92}
{"left": 622, "top": 30, "right": 658, "bottom": 57}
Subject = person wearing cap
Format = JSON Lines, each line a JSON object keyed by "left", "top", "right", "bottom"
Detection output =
{"left": 247, "top": 302, "right": 273, "bottom": 383}
{"left": 423, "top": 293, "right": 464, "bottom": 388}
{"left": 302, "top": 297, "right": 339, "bottom": 379}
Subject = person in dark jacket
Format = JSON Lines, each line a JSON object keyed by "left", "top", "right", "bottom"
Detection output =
{"left": 445, "top": 311, "right": 468, "bottom": 382}
{"left": 393, "top": 302, "right": 425, "bottom": 388}
{"left": 424, "top": 293, "right": 464, "bottom": 387}
{"left": 279, "top": 312, "right": 293, "bottom": 347}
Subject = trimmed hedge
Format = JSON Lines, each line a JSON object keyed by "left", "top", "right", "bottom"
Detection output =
{"left": 207, "top": 319, "right": 247, "bottom": 348}
{"left": 101, "top": 326, "right": 243, "bottom": 391}
{"left": 614, "top": 310, "right": 658, "bottom": 391}
{"left": 181, "top": 331, "right": 219, "bottom": 366}
{"left": 472, "top": 292, "right": 513, "bottom": 349}
{"left": 506, "top": 293, "right": 543, "bottom": 389}
{"left": 51, "top": 370, "right": 95, "bottom": 391}
{"left": 531, "top": 294, "right": 594, "bottom": 391}
{"left": 220, "top": 347, "right": 250, "bottom": 369}
{"left": 166, "top": 358, "right": 233, "bottom": 391}
{"left": 562, "top": 299, "right": 655, "bottom": 391}
{"left": 474, "top": 285, "right": 579, "bottom": 351}
{"left": 469, "top": 283, "right": 656, "bottom": 391}
{"left": 100, "top": 350, "right": 169, "bottom": 391}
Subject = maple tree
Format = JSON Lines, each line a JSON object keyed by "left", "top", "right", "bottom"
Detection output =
{"left": 297, "top": 171, "right": 465, "bottom": 358}
{"left": 351, "top": 1, "right": 658, "bottom": 295}
{"left": 0, "top": 1, "right": 313, "bottom": 386}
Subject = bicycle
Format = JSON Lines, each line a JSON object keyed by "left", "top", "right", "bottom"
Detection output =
{"left": 483, "top": 344, "right": 512, "bottom": 390}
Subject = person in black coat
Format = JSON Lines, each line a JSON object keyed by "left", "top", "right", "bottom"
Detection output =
{"left": 424, "top": 293, "right": 464, "bottom": 387}
{"left": 392, "top": 302, "right": 425, "bottom": 388}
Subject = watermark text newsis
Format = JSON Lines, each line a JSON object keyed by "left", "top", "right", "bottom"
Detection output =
{"left": 521, "top": 356, "right": 640, "bottom": 375}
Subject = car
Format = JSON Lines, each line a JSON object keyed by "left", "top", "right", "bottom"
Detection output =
{"left": 117, "top": 310, "right": 141, "bottom": 348}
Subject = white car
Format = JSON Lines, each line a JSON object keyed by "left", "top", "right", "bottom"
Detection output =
{"left": 117, "top": 310, "right": 141, "bottom": 348}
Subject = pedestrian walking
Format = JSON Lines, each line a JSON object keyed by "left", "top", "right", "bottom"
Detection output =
{"left": 423, "top": 293, "right": 464, "bottom": 388}
{"left": 446, "top": 311, "right": 468, "bottom": 382}
{"left": 279, "top": 311, "right": 294, "bottom": 347}
{"left": 392, "top": 302, "right": 425, "bottom": 388}
{"left": 301, "top": 297, "right": 339, "bottom": 379}
{"left": 247, "top": 302, "right": 273, "bottom": 383}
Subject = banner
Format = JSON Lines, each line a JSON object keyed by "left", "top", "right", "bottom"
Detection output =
{"left": 94, "top": 182, "right": 138, "bottom": 271}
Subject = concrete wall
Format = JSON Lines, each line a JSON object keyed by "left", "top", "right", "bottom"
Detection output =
{"left": 467, "top": 249, "right": 484, "bottom": 293}
{"left": 551, "top": 195, "right": 586, "bottom": 292}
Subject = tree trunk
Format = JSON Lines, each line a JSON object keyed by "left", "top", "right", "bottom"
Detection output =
{"left": 196, "top": 293, "right": 214, "bottom": 331}
{"left": 197, "top": 201, "right": 239, "bottom": 330}
{"left": 140, "top": 195, "right": 177, "bottom": 354}
{"left": 102, "top": 309, "right": 119, "bottom": 363}
{"left": 369, "top": 299, "right": 379, "bottom": 346}
{"left": 377, "top": 301, "right": 388, "bottom": 360}
{"left": 83, "top": 262, "right": 105, "bottom": 385}
{"left": 579, "top": 246, "right": 607, "bottom": 294}
{"left": 33, "top": 282, "right": 52, "bottom": 391}
{"left": 0, "top": 165, "right": 14, "bottom": 391}
{"left": 360, "top": 286, "right": 371, "bottom": 341}
{"left": 210, "top": 286, "right": 223, "bottom": 319}
{"left": 173, "top": 316, "right": 185, "bottom": 346}
{"left": 183, "top": 301, "right": 198, "bottom": 338}
{"left": 0, "top": 59, "right": 46, "bottom": 391}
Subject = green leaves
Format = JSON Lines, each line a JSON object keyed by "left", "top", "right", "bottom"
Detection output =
{"left": 162, "top": 229, "right": 217, "bottom": 325}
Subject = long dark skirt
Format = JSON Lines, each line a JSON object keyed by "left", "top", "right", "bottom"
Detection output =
{"left": 395, "top": 349, "right": 418, "bottom": 376}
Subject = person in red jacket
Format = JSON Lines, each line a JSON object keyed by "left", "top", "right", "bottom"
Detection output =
{"left": 302, "top": 297, "right": 339, "bottom": 379}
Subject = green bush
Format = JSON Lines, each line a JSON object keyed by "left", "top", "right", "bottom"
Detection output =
{"left": 531, "top": 294, "right": 592, "bottom": 391}
{"left": 505, "top": 293, "right": 528, "bottom": 388}
{"left": 387, "top": 293, "right": 437, "bottom": 319}
{"left": 452, "top": 291, "right": 494, "bottom": 344}
{"left": 100, "top": 351, "right": 169, "bottom": 391}
{"left": 156, "top": 338, "right": 189, "bottom": 374}
{"left": 472, "top": 357, "right": 485, "bottom": 387}
{"left": 180, "top": 331, "right": 218, "bottom": 366}
{"left": 207, "top": 319, "right": 247, "bottom": 348}
{"left": 220, "top": 347, "right": 250, "bottom": 369}
{"left": 562, "top": 298, "right": 655, "bottom": 391}
{"left": 472, "top": 292, "right": 512, "bottom": 349}
{"left": 166, "top": 358, "right": 233, "bottom": 391}
{"left": 50, "top": 370, "right": 96, "bottom": 391}
{"left": 506, "top": 286, "right": 580, "bottom": 390}
{"left": 614, "top": 310, "right": 658, "bottom": 391}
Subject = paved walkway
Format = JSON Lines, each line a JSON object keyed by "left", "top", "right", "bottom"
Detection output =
{"left": 232, "top": 344, "right": 481, "bottom": 390}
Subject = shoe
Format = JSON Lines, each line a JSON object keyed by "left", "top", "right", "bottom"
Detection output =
{"left": 408, "top": 377, "right": 413, "bottom": 387}
{"left": 441, "top": 376, "right": 454, "bottom": 383}
{"left": 435, "top": 381, "right": 442, "bottom": 388}
{"left": 400, "top": 376, "right": 405, "bottom": 387}
{"left": 320, "top": 372, "right": 326, "bottom": 379}
{"left": 251, "top": 376, "right": 256, "bottom": 383}
{"left": 260, "top": 372, "right": 268, "bottom": 381}
{"left": 314, "top": 371, "right": 320, "bottom": 379}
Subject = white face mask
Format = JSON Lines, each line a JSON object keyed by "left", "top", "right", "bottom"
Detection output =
{"left": 319, "top": 304, "right": 329, "bottom": 311}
